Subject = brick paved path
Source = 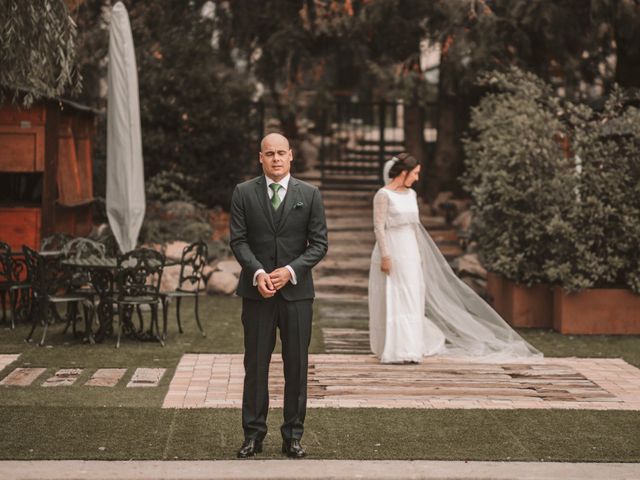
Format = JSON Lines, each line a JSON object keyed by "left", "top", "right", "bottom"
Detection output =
{"left": 163, "top": 354, "right": 640, "bottom": 410}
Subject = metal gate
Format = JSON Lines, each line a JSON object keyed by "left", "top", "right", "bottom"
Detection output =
{"left": 316, "top": 102, "right": 399, "bottom": 190}
{"left": 318, "top": 101, "right": 436, "bottom": 191}
{"left": 250, "top": 100, "right": 436, "bottom": 191}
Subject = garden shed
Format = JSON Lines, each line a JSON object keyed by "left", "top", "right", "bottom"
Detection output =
{"left": 0, "top": 98, "right": 97, "bottom": 249}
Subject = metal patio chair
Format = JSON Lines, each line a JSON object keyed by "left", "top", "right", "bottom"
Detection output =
{"left": 23, "top": 246, "right": 94, "bottom": 346}
{"left": 113, "top": 248, "right": 165, "bottom": 348}
{"left": 160, "top": 241, "right": 208, "bottom": 340}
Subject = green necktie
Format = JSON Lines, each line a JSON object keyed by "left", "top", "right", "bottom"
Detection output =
{"left": 269, "top": 183, "right": 283, "bottom": 210}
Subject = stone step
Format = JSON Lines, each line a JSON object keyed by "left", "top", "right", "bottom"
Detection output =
{"left": 324, "top": 243, "right": 374, "bottom": 256}
{"left": 317, "top": 266, "right": 369, "bottom": 278}
{"left": 429, "top": 229, "right": 460, "bottom": 243}
{"left": 315, "top": 290, "right": 368, "bottom": 302}
{"left": 320, "top": 189, "right": 375, "bottom": 200}
{"left": 323, "top": 198, "right": 372, "bottom": 210}
{"left": 325, "top": 242, "right": 378, "bottom": 257}
{"left": 327, "top": 217, "right": 450, "bottom": 234}
{"left": 328, "top": 233, "right": 457, "bottom": 245}
{"left": 328, "top": 233, "right": 458, "bottom": 249}
{"left": 325, "top": 208, "right": 373, "bottom": 219}
{"left": 318, "top": 302, "right": 369, "bottom": 322}
{"left": 322, "top": 328, "right": 372, "bottom": 354}
{"left": 421, "top": 216, "right": 448, "bottom": 230}
{"left": 326, "top": 220, "right": 373, "bottom": 232}
{"left": 440, "top": 244, "right": 464, "bottom": 258}
{"left": 321, "top": 180, "right": 381, "bottom": 192}
{"left": 326, "top": 241, "right": 375, "bottom": 252}
{"left": 315, "top": 276, "right": 369, "bottom": 297}
{"left": 328, "top": 230, "right": 375, "bottom": 243}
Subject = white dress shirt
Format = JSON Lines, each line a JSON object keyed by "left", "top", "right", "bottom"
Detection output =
{"left": 252, "top": 174, "right": 298, "bottom": 287}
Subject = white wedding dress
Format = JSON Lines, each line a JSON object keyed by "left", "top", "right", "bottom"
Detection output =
{"left": 368, "top": 187, "right": 542, "bottom": 363}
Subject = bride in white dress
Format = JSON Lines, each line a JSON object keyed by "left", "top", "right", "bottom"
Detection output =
{"left": 368, "top": 153, "right": 542, "bottom": 363}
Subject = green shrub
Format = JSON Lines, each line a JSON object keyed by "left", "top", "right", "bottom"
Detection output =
{"left": 463, "top": 68, "right": 640, "bottom": 293}
{"left": 462, "top": 68, "right": 577, "bottom": 285}
{"left": 146, "top": 171, "right": 201, "bottom": 206}
{"left": 554, "top": 88, "right": 640, "bottom": 292}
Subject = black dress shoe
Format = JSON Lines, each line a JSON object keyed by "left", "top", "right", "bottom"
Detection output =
{"left": 237, "top": 439, "right": 263, "bottom": 458}
{"left": 282, "top": 439, "right": 306, "bottom": 458}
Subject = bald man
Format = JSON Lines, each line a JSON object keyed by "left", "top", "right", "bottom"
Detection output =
{"left": 229, "top": 133, "right": 328, "bottom": 458}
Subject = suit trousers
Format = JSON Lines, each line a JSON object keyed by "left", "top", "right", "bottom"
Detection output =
{"left": 241, "top": 294, "right": 313, "bottom": 442}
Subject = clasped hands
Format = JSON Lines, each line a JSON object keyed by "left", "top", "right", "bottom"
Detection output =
{"left": 257, "top": 267, "right": 292, "bottom": 298}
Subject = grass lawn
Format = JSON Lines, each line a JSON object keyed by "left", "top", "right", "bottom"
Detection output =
{"left": 0, "top": 295, "right": 639, "bottom": 461}
{"left": 0, "top": 407, "right": 637, "bottom": 461}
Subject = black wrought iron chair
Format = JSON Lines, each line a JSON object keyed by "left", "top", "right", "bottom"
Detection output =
{"left": 60, "top": 237, "right": 109, "bottom": 334}
{"left": 4, "top": 249, "right": 32, "bottom": 329}
{"left": 114, "top": 248, "right": 165, "bottom": 348}
{"left": 160, "top": 241, "right": 208, "bottom": 340}
{"left": 0, "top": 242, "right": 12, "bottom": 324}
{"left": 23, "top": 246, "right": 94, "bottom": 346}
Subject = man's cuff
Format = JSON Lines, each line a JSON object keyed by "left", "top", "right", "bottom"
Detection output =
{"left": 252, "top": 269, "right": 266, "bottom": 286}
{"left": 285, "top": 265, "right": 297, "bottom": 285}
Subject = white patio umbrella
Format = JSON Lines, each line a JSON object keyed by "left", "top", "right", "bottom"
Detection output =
{"left": 106, "top": 1, "right": 145, "bottom": 254}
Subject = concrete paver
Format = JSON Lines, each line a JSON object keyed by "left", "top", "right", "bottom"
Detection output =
{"left": 0, "top": 354, "right": 20, "bottom": 371}
{"left": 85, "top": 368, "right": 127, "bottom": 387}
{"left": 0, "top": 367, "right": 46, "bottom": 386}
{"left": 0, "top": 460, "right": 637, "bottom": 480}
{"left": 127, "top": 368, "right": 166, "bottom": 387}
{"left": 42, "top": 368, "right": 83, "bottom": 387}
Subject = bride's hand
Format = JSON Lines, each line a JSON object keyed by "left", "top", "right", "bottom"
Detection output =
{"left": 381, "top": 257, "right": 391, "bottom": 275}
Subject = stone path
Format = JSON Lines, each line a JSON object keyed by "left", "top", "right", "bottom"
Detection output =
{"left": 322, "top": 328, "right": 371, "bottom": 353}
{"left": 163, "top": 353, "right": 640, "bottom": 410}
{"left": 313, "top": 188, "right": 463, "bottom": 302}
{"left": 0, "top": 361, "right": 166, "bottom": 388}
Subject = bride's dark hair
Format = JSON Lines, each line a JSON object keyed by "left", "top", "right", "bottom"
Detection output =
{"left": 388, "top": 152, "right": 418, "bottom": 179}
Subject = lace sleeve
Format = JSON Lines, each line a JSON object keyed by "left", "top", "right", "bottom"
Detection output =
{"left": 373, "top": 189, "right": 390, "bottom": 258}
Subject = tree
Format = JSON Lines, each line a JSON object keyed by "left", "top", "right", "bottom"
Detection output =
{"left": 316, "top": 0, "right": 631, "bottom": 198}
{"left": 73, "top": 0, "right": 256, "bottom": 207}
{"left": 215, "top": 0, "right": 639, "bottom": 200}
{"left": 215, "top": 0, "right": 363, "bottom": 145}
{"left": 0, "top": 0, "right": 82, "bottom": 105}
{"left": 593, "top": 0, "right": 640, "bottom": 88}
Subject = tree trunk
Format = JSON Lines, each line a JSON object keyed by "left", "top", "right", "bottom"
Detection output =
{"left": 424, "top": 91, "right": 468, "bottom": 200}
{"left": 615, "top": 34, "right": 640, "bottom": 88}
{"left": 403, "top": 103, "right": 427, "bottom": 195}
{"left": 422, "top": 51, "right": 471, "bottom": 201}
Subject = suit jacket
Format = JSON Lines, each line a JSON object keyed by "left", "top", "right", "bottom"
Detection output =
{"left": 229, "top": 175, "right": 328, "bottom": 301}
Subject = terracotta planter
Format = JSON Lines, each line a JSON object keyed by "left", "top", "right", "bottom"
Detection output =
{"left": 553, "top": 287, "right": 640, "bottom": 334}
{"left": 486, "top": 272, "right": 506, "bottom": 317}
{"left": 486, "top": 272, "right": 553, "bottom": 328}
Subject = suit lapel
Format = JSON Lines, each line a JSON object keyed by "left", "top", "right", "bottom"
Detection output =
{"left": 277, "top": 177, "right": 300, "bottom": 232}
{"left": 254, "top": 176, "right": 275, "bottom": 232}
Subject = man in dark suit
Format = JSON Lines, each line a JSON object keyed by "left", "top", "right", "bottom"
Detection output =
{"left": 230, "top": 133, "right": 328, "bottom": 459}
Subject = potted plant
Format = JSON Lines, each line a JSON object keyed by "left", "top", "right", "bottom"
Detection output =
{"left": 464, "top": 69, "right": 640, "bottom": 333}
{"left": 548, "top": 88, "right": 640, "bottom": 334}
{"left": 462, "top": 68, "right": 576, "bottom": 328}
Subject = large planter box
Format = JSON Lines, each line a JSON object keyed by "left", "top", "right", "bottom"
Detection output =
{"left": 553, "top": 287, "right": 640, "bottom": 334}
{"left": 486, "top": 272, "right": 553, "bottom": 328}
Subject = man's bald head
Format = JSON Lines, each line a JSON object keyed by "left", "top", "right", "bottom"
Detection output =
{"left": 259, "top": 133, "right": 293, "bottom": 182}
{"left": 260, "top": 133, "right": 290, "bottom": 152}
